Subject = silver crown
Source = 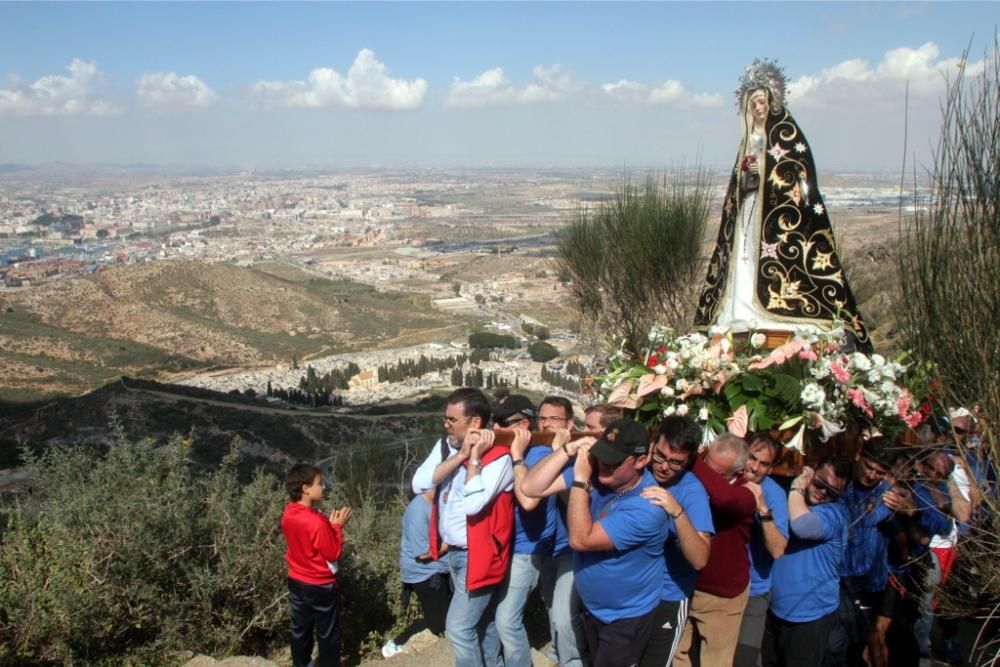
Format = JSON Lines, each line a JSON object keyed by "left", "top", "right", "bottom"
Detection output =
{"left": 735, "top": 58, "right": 788, "bottom": 114}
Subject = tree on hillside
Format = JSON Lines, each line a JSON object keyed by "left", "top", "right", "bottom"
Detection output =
{"left": 896, "top": 40, "right": 1000, "bottom": 661}
{"left": 528, "top": 340, "right": 559, "bottom": 363}
{"left": 556, "top": 169, "right": 712, "bottom": 354}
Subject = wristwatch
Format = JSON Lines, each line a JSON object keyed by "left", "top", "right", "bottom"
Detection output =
{"left": 511, "top": 459, "right": 526, "bottom": 467}
{"left": 759, "top": 510, "right": 774, "bottom": 522}
{"left": 572, "top": 480, "right": 592, "bottom": 492}
{"left": 468, "top": 460, "right": 482, "bottom": 469}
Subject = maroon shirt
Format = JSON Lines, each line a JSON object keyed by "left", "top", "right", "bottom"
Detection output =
{"left": 692, "top": 456, "right": 757, "bottom": 597}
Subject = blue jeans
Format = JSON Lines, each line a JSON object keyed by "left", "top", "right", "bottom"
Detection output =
{"left": 542, "top": 551, "right": 588, "bottom": 667}
{"left": 447, "top": 549, "right": 502, "bottom": 667}
{"left": 496, "top": 552, "right": 543, "bottom": 667}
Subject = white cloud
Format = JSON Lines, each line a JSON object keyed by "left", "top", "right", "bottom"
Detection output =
{"left": 601, "top": 78, "right": 723, "bottom": 108}
{"left": 788, "top": 42, "right": 984, "bottom": 105}
{"left": 0, "top": 59, "right": 118, "bottom": 116}
{"left": 447, "top": 65, "right": 580, "bottom": 108}
{"left": 251, "top": 48, "right": 426, "bottom": 110}
{"left": 138, "top": 71, "right": 218, "bottom": 109}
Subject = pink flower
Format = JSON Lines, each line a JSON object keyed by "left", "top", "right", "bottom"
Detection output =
{"left": 798, "top": 349, "right": 818, "bottom": 361}
{"left": 830, "top": 361, "right": 851, "bottom": 383}
{"left": 896, "top": 393, "right": 912, "bottom": 418}
{"left": 848, "top": 388, "right": 873, "bottom": 418}
{"left": 904, "top": 412, "right": 924, "bottom": 429}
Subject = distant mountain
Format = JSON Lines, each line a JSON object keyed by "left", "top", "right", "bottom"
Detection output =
{"left": 0, "top": 259, "right": 463, "bottom": 401}
{"left": 0, "top": 163, "right": 33, "bottom": 173}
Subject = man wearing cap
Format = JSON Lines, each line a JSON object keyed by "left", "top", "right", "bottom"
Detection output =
{"left": 411, "top": 387, "right": 515, "bottom": 667}
{"left": 491, "top": 394, "right": 558, "bottom": 667}
{"left": 674, "top": 433, "right": 756, "bottom": 667}
{"left": 637, "top": 415, "right": 714, "bottom": 667}
{"left": 521, "top": 419, "right": 670, "bottom": 667}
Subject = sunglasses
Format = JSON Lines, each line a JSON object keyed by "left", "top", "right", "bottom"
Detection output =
{"left": 810, "top": 475, "right": 843, "bottom": 499}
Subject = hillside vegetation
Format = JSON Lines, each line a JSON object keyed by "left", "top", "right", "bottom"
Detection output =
{"left": 0, "top": 260, "right": 463, "bottom": 400}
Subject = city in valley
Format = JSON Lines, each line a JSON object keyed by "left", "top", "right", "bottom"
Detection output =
{"left": 0, "top": 165, "right": 910, "bottom": 404}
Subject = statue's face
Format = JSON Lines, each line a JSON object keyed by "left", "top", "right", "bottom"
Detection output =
{"left": 748, "top": 90, "right": 768, "bottom": 124}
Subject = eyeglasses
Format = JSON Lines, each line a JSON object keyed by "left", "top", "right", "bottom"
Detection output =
{"left": 443, "top": 415, "right": 473, "bottom": 427}
{"left": 494, "top": 416, "right": 526, "bottom": 428}
{"left": 810, "top": 475, "right": 843, "bottom": 500}
{"left": 651, "top": 450, "right": 689, "bottom": 470}
{"left": 953, "top": 427, "right": 974, "bottom": 436}
{"left": 539, "top": 415, "right": 571, "bottom": 423}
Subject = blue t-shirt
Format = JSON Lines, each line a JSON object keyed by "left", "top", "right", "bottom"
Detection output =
{"left": 570, "top": 469, "right": 670, "bottom": 623}
{"left": 660, "top": 469, "right": 714, "bottom": 601}
{"left": 748, "top": 476, "right": 790, "bottom": 596}
{"left": 770, "top": 501, "right": 848, "bottom": 622}
{"left": 400, "top": 494, "right": 450, "bottom": 584}
{"left": 513, "top": 445, "right": 557, "bottom": 555}
{"left": 838, "top": 479, "right": 893, "bottom": 591}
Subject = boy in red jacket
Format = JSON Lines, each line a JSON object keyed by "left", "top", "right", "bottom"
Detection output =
{"left": 281, "top": 464, "right": 353, "bottom": 667}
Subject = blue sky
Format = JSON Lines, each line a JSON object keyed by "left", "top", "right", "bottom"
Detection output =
{"left": 0, "top": 2, "right": 996, "bottom": 170}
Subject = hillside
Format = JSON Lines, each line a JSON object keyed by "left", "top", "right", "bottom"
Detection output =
{"left": 0, "top": 259, "right": 465, "bottom": 400}
{"left": 0, "top": 377, "right": 446, "bottom": 472}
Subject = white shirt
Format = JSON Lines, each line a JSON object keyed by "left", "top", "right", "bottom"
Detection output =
{"left": 411, "top": 436, "right": 514, "bottom": 548}
{"left": 929, "top": 464, "right": 970, "bottom": 549}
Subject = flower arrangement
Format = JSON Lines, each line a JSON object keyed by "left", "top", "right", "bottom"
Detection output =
{"left": 597, "top": 324, "right": 924, "bottom": 452}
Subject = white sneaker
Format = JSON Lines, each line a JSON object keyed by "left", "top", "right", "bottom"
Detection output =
{"left": 381, "top": 640, "right": 403, "bottom": 658}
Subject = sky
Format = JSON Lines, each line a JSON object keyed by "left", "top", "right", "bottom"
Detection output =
{"left": 0, "top": 1, "right": 996, "bottom": 171}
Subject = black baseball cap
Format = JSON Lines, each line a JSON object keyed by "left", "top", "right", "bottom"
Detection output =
{"left": 492, "top": 394, "right": 537, "bottom": 422}
{"left": 590, "top": 419, "right": 649, "bottom": 465}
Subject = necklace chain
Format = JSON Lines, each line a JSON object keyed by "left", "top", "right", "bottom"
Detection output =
{"left": 615, "top": 478, "right": 642, "bottom": 500}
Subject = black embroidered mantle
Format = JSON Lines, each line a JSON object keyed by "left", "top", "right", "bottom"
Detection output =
{"left": 694, "top": 107, "right": 871, "bottom": 349}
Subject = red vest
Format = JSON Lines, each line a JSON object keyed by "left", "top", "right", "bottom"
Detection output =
{"left": 429, "top": 444, "right": 514, "bottom": 591}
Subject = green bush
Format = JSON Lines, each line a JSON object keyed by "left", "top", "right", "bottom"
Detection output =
{"left": 468, "top": 331, "right": 519, "bottom": 350}
{"left": 528, "top": 341, "right": 559, "bottom": 363}
{"left": 0, "top": 428, "right": 408, "bottom": 665}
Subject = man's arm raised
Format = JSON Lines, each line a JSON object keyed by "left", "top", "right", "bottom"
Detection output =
{"left": 520, "top": 429, "right": 578, "bottom": 498}
{"left": 566, "top": 440, "right": 615, "bottom": 552}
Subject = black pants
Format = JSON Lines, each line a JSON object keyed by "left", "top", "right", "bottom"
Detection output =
{"left": 582, "top": 605, "right": 657, "bottom": 667}
{"left": 734, "top": 593, "right": 771, "bottom": 667}
{"left": 761, "top": 609, "right": 839, "bottom": 667}
{"left": 639, "top": 599, "right": 688, "bottom": 667}
{"left": 823, "top": 578, "right": 880, "bottom": 667}
{"left": 395, "top": 572, "right": 453, "bottom": 643}
{"left": 288, "top": 577, "right": 341, "bottom": 667}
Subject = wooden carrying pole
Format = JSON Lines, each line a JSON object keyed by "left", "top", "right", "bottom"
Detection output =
{"left": 486, "top": 429, "right": 603, "bottom": 446}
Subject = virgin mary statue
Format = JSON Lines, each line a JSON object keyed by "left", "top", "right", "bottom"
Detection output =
{"left": 694, "top": 59, "right": 871, "bottom": 350}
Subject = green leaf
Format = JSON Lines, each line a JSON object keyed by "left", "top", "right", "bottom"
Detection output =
{"left": 740, "top": 373, "right": 764, "bottom": 393}
{"left": 772, "top": 374, "right": 803, "bottom": 405}
{"left": 778, "top": 415, "right": 803, "bottom": 430}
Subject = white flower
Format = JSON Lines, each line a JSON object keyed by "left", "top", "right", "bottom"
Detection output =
{"left": 676, "top": 379, "right": 690, "bottom": 392}
{"left": 666, "top": 357, "right": 680, "bottom": 371}
{"left": 661, "top": 386, "right": 676, "bottom": 397}
{"left": 652, "top": 364, "right": 667, "bottom": 375}
{"left": 849, "top": 353, "right": 872, "bottom": 372}
{"left": 676, "top": 404, "right": 689, "bottom": 416}
{"left": 709, "top": 325, "right": 730, "bottom": 336}
{"left": 664, "top": 405, "right": 677, "bottom": 416}
{"left": 811, "top": 359, "right": 831, "bottom": 379}
{"left": 750, "top": 332, "right": 766, "bottom": 348}
{"left": 815, "top": 414, "right": 845, "bottom": 442}
{"left": 801, "top": 383, "right": 826, "bottom": 409}
{"left": 698, "top": 407, "right": 710, "bottom": 421}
